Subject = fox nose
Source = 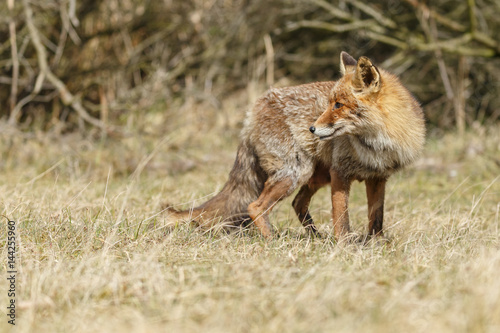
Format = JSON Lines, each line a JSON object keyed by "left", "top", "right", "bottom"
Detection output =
{"left": 309, "top": 126, "right": 316, "bottom": 133}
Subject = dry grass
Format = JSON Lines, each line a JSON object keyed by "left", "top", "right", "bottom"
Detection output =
{"left": 0, "top": 101, "right": 499, "bottom": 332}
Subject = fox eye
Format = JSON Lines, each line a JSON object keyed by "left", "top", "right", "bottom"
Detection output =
{"left": 333, "top": 102, "right": 343, "bottom": 109}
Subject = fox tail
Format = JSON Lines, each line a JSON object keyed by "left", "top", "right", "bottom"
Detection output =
{"left": 162, "top": 140, "right": 266, "bottom": 230}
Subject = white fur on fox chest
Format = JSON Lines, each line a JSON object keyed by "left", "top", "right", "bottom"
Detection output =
{"left": 332, "top": 134, "right": 407, "bottom": 179}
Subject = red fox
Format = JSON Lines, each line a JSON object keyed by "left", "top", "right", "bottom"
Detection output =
{"left": 165, "top": 52, "right": 425, "bottom": 239}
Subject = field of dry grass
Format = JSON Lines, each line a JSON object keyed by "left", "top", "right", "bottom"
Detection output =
{"left": 1, "top": 99, "right": 499, "bottom": 332}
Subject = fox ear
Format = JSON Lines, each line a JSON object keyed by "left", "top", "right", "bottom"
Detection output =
{"left": 340, "top": 51, "right": 357, "bottom": 75}
{"left": 353, "top": 56, "right": 381, "bottom": 93}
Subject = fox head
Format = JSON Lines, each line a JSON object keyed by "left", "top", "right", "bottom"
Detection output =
{"left": 310, "top": 51, "right": 382, "bottom": 140}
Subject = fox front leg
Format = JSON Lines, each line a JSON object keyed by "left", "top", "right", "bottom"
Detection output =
{"left": 330, "top": 170, "right": 352, "bottom": 240}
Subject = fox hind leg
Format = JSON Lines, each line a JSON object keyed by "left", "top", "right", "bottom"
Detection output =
{"left": 365, "top": 177, "right": 386, "bottom": 236}
{"left": 248, "top": 177, "right": 295, "bottom": 238}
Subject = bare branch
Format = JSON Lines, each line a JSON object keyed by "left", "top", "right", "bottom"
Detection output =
{"left": 456, "top": 56, "right": 467, "bottom": 135}
{"left": 8, "top": 0, "right": 19, "bottom": 114}
{"left": 404, "top": 0, "right": 467, "bottom": 32}
{"left": 53, "top": 1, "right": 70, "bottom": 67}
{"left": 263, "top": 34, "right": 274, "bottom": 87}
{"left": 9, "top": 0, "right": 115, "bottom": 134}
{"left": 309, "top": 0, "right": 352, "bottom": 21}
{"left": 405, "top": 0, "right": 499, "bottom": 55}
{"left": 68, "top": 0, "right": 79, "bottom": 27}
{"left": 346, "top": 0, "right": 397, "bottom": 29}
{"left": 472, "top": 32, "right": 500, "bottom": 54}
{"left": 467, "top": 0, "right": 477, "bottom": 32}
{"left": 287, "top": 19, "right": 385, "bottom": 34}
{"left": 364, "top": 31, "right": 408, "bottom": 49}
{"left": 422, "top": 14, "right": 454, "bottom": 100}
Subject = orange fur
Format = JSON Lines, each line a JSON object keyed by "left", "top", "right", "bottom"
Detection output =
{"left": 165, "top": 52, "right": 425, "bottom": 240}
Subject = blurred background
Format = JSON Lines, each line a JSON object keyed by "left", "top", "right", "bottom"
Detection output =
{"left": 1, "top": 0, "right": 499, "bottom": 136}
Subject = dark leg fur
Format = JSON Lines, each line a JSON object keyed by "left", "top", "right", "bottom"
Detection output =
{"left": 291, "top": 165, "right": 331, "bottom": 234}
{"left": 365, "top": 177, "right": 386, "bottom": 236}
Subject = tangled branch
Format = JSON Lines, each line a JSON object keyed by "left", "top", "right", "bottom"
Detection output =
{"left": 8, "top": 0, "right": 114, "bottom": 134}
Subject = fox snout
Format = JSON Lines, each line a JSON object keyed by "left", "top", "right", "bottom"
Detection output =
{"left": 309, "top": 122, "right": 338, "bottom": 141}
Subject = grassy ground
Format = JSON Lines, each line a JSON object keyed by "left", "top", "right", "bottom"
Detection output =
{"left": 0, "top": 102, "right": 499, "bottom": 332}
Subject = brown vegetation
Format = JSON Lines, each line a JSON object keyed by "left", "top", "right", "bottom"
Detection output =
{"left": 1, "top": 0, "right": 500, "bottom": 134}
{"left": 1, "top": 116, "right": 499, "bottom": 332}
{"left": 1, "top": 3, "right": 500, "bottom": 331}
